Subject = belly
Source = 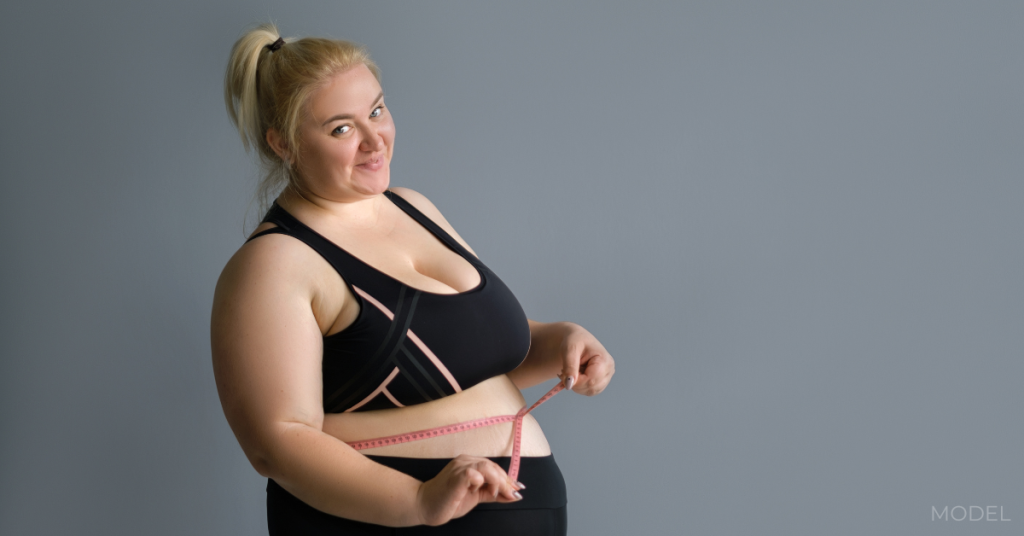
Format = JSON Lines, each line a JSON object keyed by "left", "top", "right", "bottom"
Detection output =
{"left": 321, "top": 374, "right": 552, "bottom": 458}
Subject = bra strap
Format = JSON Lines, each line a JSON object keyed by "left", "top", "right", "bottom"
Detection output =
{"left": 245, "top": 226, "right": 288, "bottom": 243}
{"left": 383, "top": 190, "right": 474, "bottom": 259}
{"left": 246, "top": 202, "right": 365, "bottom": 282}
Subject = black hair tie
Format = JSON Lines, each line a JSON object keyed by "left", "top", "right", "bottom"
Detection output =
{"left": 268, "top": 37, "right": 285, "bottom": 52}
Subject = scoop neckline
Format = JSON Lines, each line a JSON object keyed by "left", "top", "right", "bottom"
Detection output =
{"left": 269, "top": 193, "right": 488, "bottom": 298}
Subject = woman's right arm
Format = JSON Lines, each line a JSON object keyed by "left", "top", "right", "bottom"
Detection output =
{"left": 210, "top": 236, "right": 521, "bottom": 527}
{"left": 211, "top": 236, "right": 428, "bottom": 526}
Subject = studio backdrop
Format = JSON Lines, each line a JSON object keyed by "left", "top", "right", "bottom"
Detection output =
{"left": 1, "top": 1, "right": 1021, "bottom": 535}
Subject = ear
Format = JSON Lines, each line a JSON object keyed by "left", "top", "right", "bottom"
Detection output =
{"left": 266, "top": 128, "right": 292, "bottom": 164}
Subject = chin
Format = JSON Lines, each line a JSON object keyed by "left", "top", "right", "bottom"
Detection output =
{"left": 352, "top": 172, "right": 390, "bottom": 196}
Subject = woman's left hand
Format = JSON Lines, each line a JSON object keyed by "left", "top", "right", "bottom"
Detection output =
{"left": 554, "top": 323, "right": 615, "bottom": 396}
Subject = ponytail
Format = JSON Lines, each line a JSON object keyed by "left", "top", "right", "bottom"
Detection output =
{"left": 224, "top": 23, "right": 281, "bottom": 154}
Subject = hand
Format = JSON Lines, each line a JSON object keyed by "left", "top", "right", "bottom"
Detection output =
{"left": 554, "top": 323, "right": 615, "bottom": 396}
{"left": 415, "top": 454, "right": 524, "bottom": 526}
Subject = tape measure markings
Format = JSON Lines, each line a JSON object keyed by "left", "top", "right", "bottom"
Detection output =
{"left": 347, "top": 381, "right": 566, "bottom": 483}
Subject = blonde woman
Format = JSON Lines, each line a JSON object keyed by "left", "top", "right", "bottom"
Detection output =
{"left": 212, "top": 23, "right": 615, "bottom": 535}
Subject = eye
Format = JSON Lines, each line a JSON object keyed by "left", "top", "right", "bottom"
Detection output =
{"left": 332, "top": 125, "right": 351, "bottom": 135}
{"left": 370, "top": 105, "right": 384, "bottom": 118}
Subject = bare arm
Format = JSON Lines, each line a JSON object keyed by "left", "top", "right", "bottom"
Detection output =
{"left": 509, "top": 319, "right": 616, "bottom": 395}
{"left": 506, "top": 320, "right": 569, "bottom": 390}
{"left": 211, "top": 236, "right": 425, "bottom": 527}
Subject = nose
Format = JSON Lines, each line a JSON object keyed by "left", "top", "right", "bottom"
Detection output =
{"left": 359, "top": 125, "right": 385, "bottom": 153}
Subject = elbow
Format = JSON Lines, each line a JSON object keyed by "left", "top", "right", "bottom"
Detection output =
{"left": 248, "top": 452, "right": 274, "bottom": 478}
{"left": 232, "top": 427, "right": 282, "bottom": 478}
{"left": 243, "top": 421, "right": 320, "bottom": 480}
{"left": 239, "top": 438, "right": 276, "bottom": 478}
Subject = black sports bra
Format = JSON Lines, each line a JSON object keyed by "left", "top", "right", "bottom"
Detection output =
{"left": 245, "top": 189, "right": 532, "bottom": 413}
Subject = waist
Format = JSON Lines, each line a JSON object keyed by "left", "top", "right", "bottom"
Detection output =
{"left": 370, "top": 454, "right": 566, "bottom": 510}
{"left": 321, "top": 374, "right": 553, "bottom": 457}
{"left": 268, "top": 454, "right": 567, "bottom": 512}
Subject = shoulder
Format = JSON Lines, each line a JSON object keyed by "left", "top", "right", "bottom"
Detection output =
{"left": 219, "top": 231, "right": 319, "bottom": 294}
{"left": 388, "top": 186, "right": 479, "bottom": 258}
{"left": 212, "top": 232, "right": 327, "bottom": 331}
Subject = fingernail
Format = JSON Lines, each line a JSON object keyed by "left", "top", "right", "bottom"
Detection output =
{"left": 565, "top": 376, "right": 574, "bottom": 390}
{"left": 513, "top": 491, "right": 523, "bottom": 500}
{"left": 516, "top": 481, "right": 526, "bottom": 490}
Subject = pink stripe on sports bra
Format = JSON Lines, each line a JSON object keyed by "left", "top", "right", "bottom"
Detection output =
{"left": 345, "top": 381, "right": 565, "bottom": 483}
{"left": 352, "top": 285, "right": 464, "bottom": 393}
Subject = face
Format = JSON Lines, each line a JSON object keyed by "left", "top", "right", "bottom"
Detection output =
{"left": 288, "top": 63, "right": 395, "bottom": 200}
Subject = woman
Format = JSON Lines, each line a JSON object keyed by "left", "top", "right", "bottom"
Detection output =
{"left": 212, "top": 23, "right": 615, "bottom": 534}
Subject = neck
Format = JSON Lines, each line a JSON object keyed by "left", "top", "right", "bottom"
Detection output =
{"left": 277, "top": 181, "right": 388, "bottom": 230}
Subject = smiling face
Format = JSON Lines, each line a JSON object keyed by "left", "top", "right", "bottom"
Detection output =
{"left": 290, "top": 63, "right": 395, "bottom": 200}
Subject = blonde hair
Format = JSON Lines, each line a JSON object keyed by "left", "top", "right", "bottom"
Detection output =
{"left": 223, "top": 23, "right": 381, "bottom": 218}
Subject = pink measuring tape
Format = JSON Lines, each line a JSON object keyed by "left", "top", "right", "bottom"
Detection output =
{"left": 346, "top": 381, "right": 565, "bottom": 482}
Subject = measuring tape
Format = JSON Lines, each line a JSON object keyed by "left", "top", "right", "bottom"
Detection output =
{"left": 346, "top": 381, "right": 565, "bottom": 482}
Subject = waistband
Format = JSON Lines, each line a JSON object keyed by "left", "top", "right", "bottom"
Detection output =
{"left": 365, "top": 454, "right": 567, "bottom": 510}
{"left": 267, "top": 454, "right": 566, "bottom": 512}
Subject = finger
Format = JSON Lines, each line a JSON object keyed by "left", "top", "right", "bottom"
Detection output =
{"left": 568, "top": 356, "right": 594, "bottom": 392}
{"left": 478, "top": 461, "right": 520, "bottom": 502}
{"left": 462, "top": 467, "right": 486, "bottom": 495}
{"left": 577, "top": 355, "right": 608, "bottom": 394}
{"left": 583, "top": 353, "right": 617, "bottom": 393}
{"left": 463, "top": 463, "right": 497, "bottom": 502}
{"left": 481, "top": 465, "right": 512, "bottom": 504}
{"left": 561, "top": 341, "right": 583, "bottom": 391}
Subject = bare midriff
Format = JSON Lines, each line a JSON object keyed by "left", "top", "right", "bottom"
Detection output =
{"left": 321, "top": 374, "right": 552, "bottom": 458}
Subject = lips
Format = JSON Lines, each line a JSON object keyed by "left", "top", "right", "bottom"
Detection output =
{"left": 356, "top": 154, "right": 385, "bottom": 172}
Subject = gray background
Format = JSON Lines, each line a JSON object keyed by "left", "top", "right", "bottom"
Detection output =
{"left": 1, "top": 1, "right": 1021, "bottom": 534}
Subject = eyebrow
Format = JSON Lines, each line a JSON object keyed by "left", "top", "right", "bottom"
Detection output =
{"left": 320, "top": 91, "right": 385, "bottom": 126}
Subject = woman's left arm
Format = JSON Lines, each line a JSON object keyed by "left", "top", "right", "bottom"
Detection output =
{"left": 507, "top": 320, "right": 615, "bottom": 395}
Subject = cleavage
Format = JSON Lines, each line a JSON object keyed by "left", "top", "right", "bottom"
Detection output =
{"left": 337, "top": 220, "right": 480, "bottom": 294}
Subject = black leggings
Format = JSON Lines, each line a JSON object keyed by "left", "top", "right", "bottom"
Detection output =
{"left": 267, "top": 454, "right": 568, "bottom": 535}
